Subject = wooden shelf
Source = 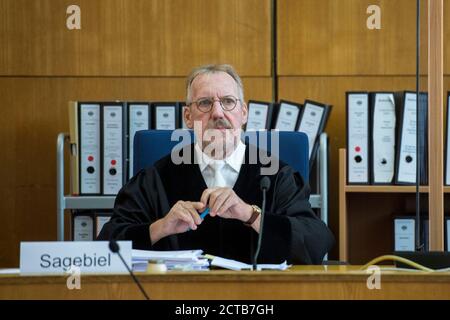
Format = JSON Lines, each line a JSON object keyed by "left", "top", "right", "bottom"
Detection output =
{"left": 339, "top": 148, "right": 448, "bottom": 264}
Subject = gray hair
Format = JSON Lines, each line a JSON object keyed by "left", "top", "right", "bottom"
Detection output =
{"left": 185, "top": 64, "right": 245, "bottom": 104}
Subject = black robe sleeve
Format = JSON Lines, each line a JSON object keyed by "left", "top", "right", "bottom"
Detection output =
{"left": 97, "top": 167, "right": 175, "bottom": 250}
{"left": 258, "top": 165, "right": 335, "bottom": 265}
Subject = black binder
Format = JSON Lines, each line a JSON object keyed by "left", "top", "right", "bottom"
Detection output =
{"left": 296, "top": 99, "right": 331, "bottom": 168}
{"left": 245, "top": 100, "right": 274, "bottom": 131}
{"left": 271, "top": 99, "right": 302, "bottom": 131}
{"left": 151, "top": 102, "right": 180, "bottom": 130}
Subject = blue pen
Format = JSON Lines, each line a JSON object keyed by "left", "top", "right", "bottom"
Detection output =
{"left": 200, "top": 208, "right": 210, "bottom": 220}
{"left": 188, "top": 208, "right": 209, "bottom": 232}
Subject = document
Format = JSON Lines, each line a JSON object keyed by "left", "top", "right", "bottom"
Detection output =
{"left": 371, "top": 93, "right": 396, "bottom": 184}
{"left": 207, "top": 255, "right": 289, "bottom": 271}
{"left": 346, "top": 92, "right": 370, "bottom": 184}
{"left": 132, "top": 249, "right": 208, "bottom": 271}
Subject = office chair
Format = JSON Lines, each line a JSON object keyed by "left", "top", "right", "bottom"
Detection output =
{"left": 133, "top": 130, "right": 310, "bottom": 183}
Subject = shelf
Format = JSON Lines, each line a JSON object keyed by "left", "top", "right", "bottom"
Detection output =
{"left": 339, "top": 148, "right": 448, "bottom": 264}
{"left": 64, "top": 196, "right": 115, "bottom": 209}
{"left": 345, "top": 186, "right": 450, "bottom": 193}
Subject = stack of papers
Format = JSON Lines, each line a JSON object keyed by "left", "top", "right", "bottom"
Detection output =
{"left": 131, "top": 249, "right": 291, "bottom": 272}
{"left": 132, "top": 249, "right": 209, "bottom": 272}
{"left": 206, "top": 255, "right": 290, "bottom": 271}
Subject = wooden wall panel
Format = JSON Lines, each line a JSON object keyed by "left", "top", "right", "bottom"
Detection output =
{"left": 0, "top": 76, "right": 272, "bottom": 267}
{"left": 0, "top": 0, "right": 271, "bottom": 76}
{"left": 278, "top": 76, "right": 450, "bottom": 258}
{"left": 277, "top": 0, "right": 450, "bottom": 75}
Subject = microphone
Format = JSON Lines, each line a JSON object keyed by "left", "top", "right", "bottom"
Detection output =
{"left": 109, "top": 240, "right": 150, "bottom": 300}
{"left": 253, "top": 176, "right": 271, "bottom": 271}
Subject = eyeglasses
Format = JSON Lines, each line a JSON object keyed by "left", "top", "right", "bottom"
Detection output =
{"left": 188, "top": 95, "right": 240, "bottom": 113}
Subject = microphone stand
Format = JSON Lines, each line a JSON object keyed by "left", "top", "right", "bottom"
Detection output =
{"left": 109, "top": 240, "right": 150, "bottom": 300}
{"left": 253, "top": 177, "right": 270, "bottom": 271}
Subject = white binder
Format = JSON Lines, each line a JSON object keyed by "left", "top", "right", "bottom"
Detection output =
{"left": 79, "top": 103, "right": 101, "bottom": 194}
{"left": 95, "top": 214, "right": 111, "bottom": 237}
{"left": 346, "top": 93, "right": 370, "bottom": 184}
{"left": 297, "top": 100, "right": 329, "bottom": 161}
{"left": 128, "top": 103, "right": 150, "bottom": 179}
{"left": 73, "top": 215, "right": 94, "bottom": 241}
{"left": 102, "top": 103, "right": 124, "bottom": 195}
{"left": 371, "top": 93, "right": 396, "bottom": 184}
{"left": 394, "top": 218, "right": 415, "bottom": 252}
{"left": 396, "top": 92, "right": 419, "bottom": 184}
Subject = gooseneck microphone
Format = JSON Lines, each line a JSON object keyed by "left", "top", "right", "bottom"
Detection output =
{"left": 109, "top": 240, "right": 150, "bottom": 300}
{"left": 253, "top": 176, "right": 271, "bottom": 271}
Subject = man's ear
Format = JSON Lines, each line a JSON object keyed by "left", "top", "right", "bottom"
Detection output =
{"left": 241, "top": 102, "right": 248, "bottom": 125}
{"left": 184, "top": 105, "right": 194, "bottom": 129}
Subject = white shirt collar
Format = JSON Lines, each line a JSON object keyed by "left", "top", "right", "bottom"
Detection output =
{"left": 194, "top": 140, "right": 246, "bottom": 173}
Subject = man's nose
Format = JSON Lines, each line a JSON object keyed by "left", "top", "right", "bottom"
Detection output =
{"left": 210, "top": 100, "right": 225, "bottom": 119}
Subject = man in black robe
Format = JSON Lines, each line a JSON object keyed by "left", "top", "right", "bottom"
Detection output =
{"left": 98, "top": 64, "right": 334, "bottom": 264}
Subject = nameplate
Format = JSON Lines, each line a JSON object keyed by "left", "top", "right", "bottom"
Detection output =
{"left": 20, "top": 241, "right": 132, "bottom": 275}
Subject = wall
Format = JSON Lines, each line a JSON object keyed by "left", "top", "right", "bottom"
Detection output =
{"left": 1, "top": 0, "right": 450, "bottom": 266}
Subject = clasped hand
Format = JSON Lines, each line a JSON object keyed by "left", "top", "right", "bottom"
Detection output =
{"left": 161, "top": 187, "right": 252, "bottom": 236}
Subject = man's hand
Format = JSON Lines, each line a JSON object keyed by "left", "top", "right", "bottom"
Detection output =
{"left": 162, "top": 201, "right": 206, "bottom": 234}
{"left": 200, "top": 187, "right": 253, "bottom": 222}
{"left": 150, "top": 201, "right": 205, "bottom": 244}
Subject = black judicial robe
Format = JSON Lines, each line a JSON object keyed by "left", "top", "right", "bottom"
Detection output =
{"left": 98, "top": 143, "right": 335, "bottom": 264}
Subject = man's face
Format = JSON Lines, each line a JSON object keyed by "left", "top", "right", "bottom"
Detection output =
{"left": 184, "top": 71, "right": 248, "bottom": 158}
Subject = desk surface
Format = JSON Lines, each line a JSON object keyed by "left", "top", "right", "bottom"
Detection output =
{"left": 1, "top": 266, "right": 450, "bottom": 299}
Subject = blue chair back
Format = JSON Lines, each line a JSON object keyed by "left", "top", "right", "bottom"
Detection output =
{"left": 133, "top": 130, "right": 309, "bottom": 181}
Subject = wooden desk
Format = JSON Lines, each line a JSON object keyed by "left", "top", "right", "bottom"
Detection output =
{"left": 1, "top": 266, "right": 450, "bottom": 299}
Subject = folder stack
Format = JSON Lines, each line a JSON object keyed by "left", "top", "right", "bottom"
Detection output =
{"left": 346, "top": 91, "right": 428, "bottom": 186}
